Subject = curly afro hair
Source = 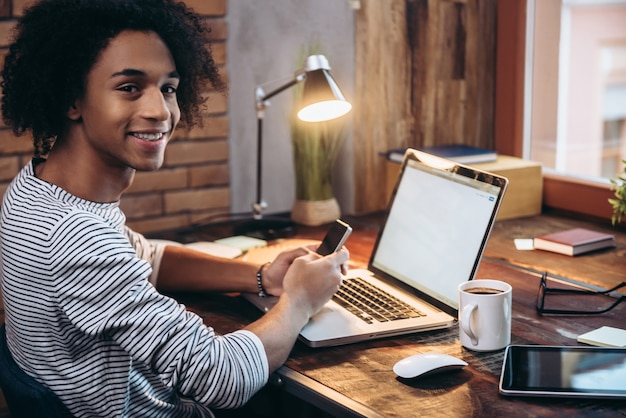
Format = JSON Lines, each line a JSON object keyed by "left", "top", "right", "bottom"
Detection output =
{"left": 1, "top": 0, "right": 223, "bottom": 157}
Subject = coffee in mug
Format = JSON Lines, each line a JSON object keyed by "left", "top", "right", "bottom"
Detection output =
{"left": 465, "top": 287, "right": 503, "bottom": 295}
{"left": 458, "top": 279, "right": 512, "bottom": 351}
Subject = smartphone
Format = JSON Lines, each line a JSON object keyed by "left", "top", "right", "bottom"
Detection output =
{"left": 499, "top": 344, "right": 626, "bottom": 399}
{"left": 316, "top": 219, "right": 352, "bottom": 256}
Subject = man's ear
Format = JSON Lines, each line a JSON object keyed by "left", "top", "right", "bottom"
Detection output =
{"left": 67, "top": 103, "right": 81, "bottom": 121}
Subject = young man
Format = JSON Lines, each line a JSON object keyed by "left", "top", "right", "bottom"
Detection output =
{"left": 0, "top": 1, "right": 348, "bottom": 417}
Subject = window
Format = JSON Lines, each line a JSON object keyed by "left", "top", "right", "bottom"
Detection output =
{"left": 524, "top": 0, "right": 626, "bottom": 219}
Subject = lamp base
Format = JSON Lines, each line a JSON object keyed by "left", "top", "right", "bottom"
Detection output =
{"left": 233, "top": 215, "right": 296, "bottom": 240}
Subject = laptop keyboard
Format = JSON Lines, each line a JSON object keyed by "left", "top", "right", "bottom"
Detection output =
{"left": 332, "top": 277, "right": 426, "bottom": 324}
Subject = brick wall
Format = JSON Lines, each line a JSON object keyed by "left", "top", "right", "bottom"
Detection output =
{"left": 0, "top": 0, "right": 231, "bottom": 234}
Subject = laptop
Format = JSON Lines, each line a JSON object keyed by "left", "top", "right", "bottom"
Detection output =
{"left": 243, "top": 148, "right": 508, "bottom": 347}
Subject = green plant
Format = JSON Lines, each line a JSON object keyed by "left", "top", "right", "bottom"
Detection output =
{"left": 290, "top": 116, "right": 346, "bottom": 201}
{"left": 290, "top": 46, "right": 347, "bottom": 201}
{"left": 609, "top": 159, "right": 626, "bottom": 226}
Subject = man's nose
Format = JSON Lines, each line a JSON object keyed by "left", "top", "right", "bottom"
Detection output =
{"left": 140, "top": 88, "right": 170, "bottom": 120}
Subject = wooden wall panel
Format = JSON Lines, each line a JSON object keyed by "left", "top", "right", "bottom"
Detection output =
{"left": 494, "top": 0, "right": 526, "bottom": 157}
{"left": 352, "top": 1, "right": 413, "bottom": 213}
{"left": 408, "top": 0, "right": 496, "bottom": 148}
{"left": 353, "top": 0, "right": 496, "bottom": 213}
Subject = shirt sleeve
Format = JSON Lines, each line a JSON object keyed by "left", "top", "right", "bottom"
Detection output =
{"left": 52, "top": 212, "right": 269, "bottom": 408}
{"left": 123, "top": 225, "right": 166, "bottom": 286}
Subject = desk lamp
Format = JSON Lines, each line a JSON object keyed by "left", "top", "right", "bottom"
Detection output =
{"left": 234, "top": 55, "right": 352, "bottom": 239}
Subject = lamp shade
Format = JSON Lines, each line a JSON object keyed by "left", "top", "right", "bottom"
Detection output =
{"left": 297, "top": 68, "right": 352, "bottom": 122}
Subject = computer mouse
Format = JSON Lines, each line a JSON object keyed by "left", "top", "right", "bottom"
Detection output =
{"left": 392, "top": 353, "right": 468, "bottom": 379}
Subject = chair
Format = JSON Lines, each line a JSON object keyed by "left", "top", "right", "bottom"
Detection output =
{"left": 0, "top": 323, "right": 72, "bottom": 417}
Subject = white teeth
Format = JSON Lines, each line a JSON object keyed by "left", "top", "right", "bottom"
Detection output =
{"left": 133, "top": 132, "right": 163, "bottom": 141}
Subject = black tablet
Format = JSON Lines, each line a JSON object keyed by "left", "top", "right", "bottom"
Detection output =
{"left": 499, "top": 345, "right": 626, "bottom": 399}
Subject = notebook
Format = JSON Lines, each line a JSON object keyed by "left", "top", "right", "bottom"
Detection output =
{"left": 243, "top": 148, "right": 508, "bottom": 347}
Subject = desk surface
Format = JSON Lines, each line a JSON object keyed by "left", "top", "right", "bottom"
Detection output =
{"left": 1, "top": 212, "right": 623, "bottom": 416}
{"left": 163, "top": 211, "right": 626, "bottom": 418}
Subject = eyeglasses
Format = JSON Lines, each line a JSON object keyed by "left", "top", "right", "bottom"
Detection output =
{"left": 536, "top": 272, "right": 626, "bottom": 315}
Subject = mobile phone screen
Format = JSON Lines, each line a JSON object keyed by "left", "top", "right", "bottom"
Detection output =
{"left": 316, "top": 220, "right": 352, "bottom": 256}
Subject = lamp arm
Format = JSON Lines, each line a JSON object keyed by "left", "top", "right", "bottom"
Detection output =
{"left": 256, "top": 72, "right": 306, "bottom": 108}
{"left": 253, "top": 72, "right": 306, "bottom": 219}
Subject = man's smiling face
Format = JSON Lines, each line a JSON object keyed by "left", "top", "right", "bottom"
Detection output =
{"left": 69, "top": 30, "right": 181, "bottom": 173}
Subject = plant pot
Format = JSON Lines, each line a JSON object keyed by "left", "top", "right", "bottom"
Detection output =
{"left": 291, "top": 198, "right": 341, "bottom": 226}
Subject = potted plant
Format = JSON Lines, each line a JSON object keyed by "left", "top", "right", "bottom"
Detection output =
{"left": 290, "top": 115, "right": 347, "bottom": 226}
{"left": 609, "top": 159, "right": 626, "bottom": 226}
{"left": 289, "top": 48, "right": 348, "bottom": 226}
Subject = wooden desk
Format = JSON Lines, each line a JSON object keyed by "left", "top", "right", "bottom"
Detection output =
{"left": 160, "top": 212, "right": 626, "bottom": 417}
{"left": 484, "top": 209, "right": 626, "bottom": 291}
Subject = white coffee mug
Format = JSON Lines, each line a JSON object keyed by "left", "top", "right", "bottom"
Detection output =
{"left": 458, "top": 279, "right": 512, "bottom": 352}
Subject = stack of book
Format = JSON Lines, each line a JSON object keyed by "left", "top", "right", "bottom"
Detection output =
{"left": 385, "top": 144, "right": 497, "bottom": 164}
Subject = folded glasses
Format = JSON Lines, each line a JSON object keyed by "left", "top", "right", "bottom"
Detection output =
{"left": 536, "top": 272, "right": 626, "bottom": 315}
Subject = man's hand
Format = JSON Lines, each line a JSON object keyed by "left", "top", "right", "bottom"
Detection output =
{"left": 262, "top": 245, "right": 350, "bottom": 297}
{"left": 260, "top": 246, "right": 311, "bottom": 296}
{"left": 245, "top": 246, "right": 350, "bottom": 372}
{"left": 280, "top": 248, "right": 349, "bottom": 318}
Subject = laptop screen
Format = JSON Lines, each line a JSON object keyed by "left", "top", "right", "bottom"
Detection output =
{"left": 370, "top": 149, "right": 507, "bottom": 315}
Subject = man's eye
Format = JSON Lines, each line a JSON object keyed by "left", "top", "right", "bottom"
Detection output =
{"left": 163, "top": 85, "right": 178, "bottom": 94}
{"left": 119, "top": 85, "right": 138, "bottom": 93}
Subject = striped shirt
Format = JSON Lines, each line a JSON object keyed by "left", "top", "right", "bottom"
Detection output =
{"left": 0, "top": 161, "right": 269, "bottom": 417}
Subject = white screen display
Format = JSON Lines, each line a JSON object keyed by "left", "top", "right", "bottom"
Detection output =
{"left": 371, "top": 159, "right": 502, "bottom": 310}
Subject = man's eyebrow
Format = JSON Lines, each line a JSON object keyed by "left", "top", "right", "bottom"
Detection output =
{"left": 111, "top": 68, "right": 180, "bottom": 79}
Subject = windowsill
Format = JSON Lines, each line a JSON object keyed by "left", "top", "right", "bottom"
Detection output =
{"left": 542, "top": 170, "right": 618, "bottom": 223}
